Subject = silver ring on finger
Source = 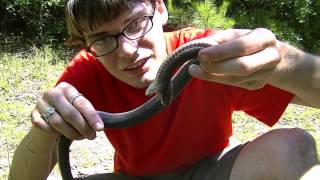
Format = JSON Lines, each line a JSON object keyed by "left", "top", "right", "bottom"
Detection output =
{"left": 71, "top": 92, "right": 83, "bottom": 105}
{"left": 41, "top": 106, "right": 56, "bottom": 122}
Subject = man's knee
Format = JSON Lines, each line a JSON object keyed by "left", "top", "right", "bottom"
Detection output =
{"left": 268, "top": 128, "right": 318, "bottom": 163}
{"left": 266, "top": 128, "right": 319, "bottom": 179}
{"left": 230, "top": 128, "right": 319, "bottom": 180}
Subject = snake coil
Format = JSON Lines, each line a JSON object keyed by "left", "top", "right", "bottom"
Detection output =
{"left": 57, "top": 38, "right": 215, "bottom": 180}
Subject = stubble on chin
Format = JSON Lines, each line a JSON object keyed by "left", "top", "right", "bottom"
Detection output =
{"left": 140, "top": 71, "right": 156, "bottom": 87}
{"left": 142, "top": 60, "right": 161, "bottom": 83}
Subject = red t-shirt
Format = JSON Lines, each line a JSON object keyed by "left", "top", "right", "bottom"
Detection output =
{"left": 56, "top": 27, "right": 293, "bottom": 176}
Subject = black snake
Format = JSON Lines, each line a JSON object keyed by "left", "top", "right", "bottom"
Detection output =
{"left": 57, "top": 38, "right": 216, "bottom": 180}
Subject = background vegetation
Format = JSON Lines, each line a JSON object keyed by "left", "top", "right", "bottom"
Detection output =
{"left": 0, "top": 0, "right": 320, "bottom": 179}
{"left": 165, "top": 0, "right": 320, "bottom": 53}
{"left": 1, "top": 0, "right": 319, "bottom": 53}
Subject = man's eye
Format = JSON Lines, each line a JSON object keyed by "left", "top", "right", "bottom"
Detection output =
{"left": 127, "top": 21, "right": 140, "bottom": 32}
{"left": 96, "top": 37, "right": 113, "bottom": 44}
{"left": 128, "top": 17, "right": 149, "bottom": 33}
{"left": 95, "top": 40, "right": 105, "bottom": 46}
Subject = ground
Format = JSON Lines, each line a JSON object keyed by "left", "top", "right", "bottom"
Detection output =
{"left": 0, "top": 48, "right": 319, "bottom": 179}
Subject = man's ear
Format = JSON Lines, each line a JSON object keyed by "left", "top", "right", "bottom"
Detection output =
{"left": 155, "top": 0, "right": 168, "bottom": 25}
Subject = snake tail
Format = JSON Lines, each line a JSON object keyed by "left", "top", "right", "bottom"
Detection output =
{"left": 58, "top": 135, "right": 73, "bottom": 180}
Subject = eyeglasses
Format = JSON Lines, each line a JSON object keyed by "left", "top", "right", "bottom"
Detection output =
{"left": 88, "top": 7, "right": 155, "bottom": 57}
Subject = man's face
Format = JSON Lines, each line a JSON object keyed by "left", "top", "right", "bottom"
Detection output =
{"left": 84, "top": 2, "right": 167, "bottom": 88}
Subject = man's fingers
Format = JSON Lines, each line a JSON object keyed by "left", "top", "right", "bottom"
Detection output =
{"left": 62, "top": 84, "right": 104, "bottom": 131}
{"left": 59, "top": 82, "right": 104, "bottom": 131}
{"left": 71, "top": 95, "right": 104, "bottom": 131}
{"left": 36, "top": 97, "right": 86, "bottom": 140}
{"left": 199, "top": 47, "right": 280, "bottom": 76}
{"left": 207, "top": 29, "right": 252, "bottom": 44}
{"left": 189, "top": 65, "right": 274, "bottom": 90}
{"left": 31, "top": 108, "right": 56, "bottom": 133}
{"left": 37, "top": 83, "right": 100, "bottom": 140}
{"left": 199, "top": 28, "right": 277, "bottom": 63}
{"left": 32, "top": 82, "right": 103, "bottom": 140}
{"left": 48, "top": 114, "right": 85, "bottom": 140}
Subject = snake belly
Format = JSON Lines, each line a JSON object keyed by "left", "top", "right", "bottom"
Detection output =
{"left": 57, "top": 39, "right": 214, "bottom": 180}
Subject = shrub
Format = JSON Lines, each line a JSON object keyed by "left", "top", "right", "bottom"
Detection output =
{"left": 167, "top": 0, "right": 320, "bottom": 53}
{"left": 1, "top": 0, "right": 319, "bottom": 54}
{"left": 226, "top": 0, "right": 320, "bottom": 53}
{"left": 166, "top": 0, "right": 235, "bottom": 30}
{"left": 0, "top": 0, "right": 66, "bottom": 46}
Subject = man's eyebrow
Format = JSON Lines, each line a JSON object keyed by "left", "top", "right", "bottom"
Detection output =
{"left": 126, "top": 5, "right": 151, "bottom": 22}
{"left": 86, "top": 5, "right": 151, "bottom": 40}
{"left": 87, "top": 31, "right": 110, "bottom": 40}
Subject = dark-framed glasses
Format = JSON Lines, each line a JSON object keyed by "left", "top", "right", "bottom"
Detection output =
{"left": 88, "top": 8, "right": 155, "bottom": 57}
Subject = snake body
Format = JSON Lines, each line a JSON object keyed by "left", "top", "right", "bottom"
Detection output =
{"left": 57, "top": 39, "right": 214, "bottom": 180}
{"left": 146, "top": 38, "right": 216, "bottom": 105}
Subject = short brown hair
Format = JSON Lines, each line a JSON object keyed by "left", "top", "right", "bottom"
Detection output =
{"left": 64, "top": 0, "right": 153, "bottom": 47}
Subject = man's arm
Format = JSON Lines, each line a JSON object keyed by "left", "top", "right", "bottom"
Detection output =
{"left": 189, "top": 28, "right": 320, "bottom": 108}
{"left": 9, "top": 82, "right": 104, "bottom": 179}
{"left": 9, "top": 127, "right": 58, "bottom": 180}
{"left": 271, "top": 41, "right": 320, "bottom": 108}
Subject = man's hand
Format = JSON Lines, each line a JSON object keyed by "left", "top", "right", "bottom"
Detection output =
{"left": 31, "top": 82, "right": 104, "bottom": 140}
{"left": 189, "top": 28, "right": 280, "bottom": 90}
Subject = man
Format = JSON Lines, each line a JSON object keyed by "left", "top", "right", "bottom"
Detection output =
{"left": 9, "top": 0, "right": 320, "bottom": 179}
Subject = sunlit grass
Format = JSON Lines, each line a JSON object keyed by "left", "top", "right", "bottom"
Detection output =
{"left": 233, "top": 105, "right": 320, "bottom": 159}
{"left": 0, "top": 46, "right": 66, "bottom": 178}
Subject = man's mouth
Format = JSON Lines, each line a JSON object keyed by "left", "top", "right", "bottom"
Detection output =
{"left": 124, "top": 58, "right": 148, "bottom": 71}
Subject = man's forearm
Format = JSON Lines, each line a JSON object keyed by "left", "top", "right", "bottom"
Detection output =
{"left": 268, "top": 41, "right": 320, "bottom": 108}
{"left": 9, "top": 127, "right": 58, "bottom": 180}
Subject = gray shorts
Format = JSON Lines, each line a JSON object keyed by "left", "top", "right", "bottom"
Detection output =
{"left": 77, "top": 143, "right": 246, "bottom": 180}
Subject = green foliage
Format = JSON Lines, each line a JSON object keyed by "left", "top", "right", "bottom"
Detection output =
{"left": 1, "top": 0, "right": 319, "bottom": 53}
{"left": 0, "top": 47, "right": 67, "bottom": 178}
{"left": 226, "top": 0, "right": 320, "bottom": 53}
{"left": 168, "top": 0, "right": 319, "bottom": 53}
{"left": 167, "top": 0, "right": 235, "bottom": 30}
{"left": 0, "top": 0, "right": 66, "bottom": 46}
{"left": 192, "top": 0, "right": 235, "bottom": 29}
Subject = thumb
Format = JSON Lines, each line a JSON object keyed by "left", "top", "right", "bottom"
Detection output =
{"left": 188, "top": 64, "right": 210, "bottom": 80}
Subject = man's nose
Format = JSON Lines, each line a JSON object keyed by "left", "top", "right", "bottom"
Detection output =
{"left": 116, "top": 35, "right": 138, "bottom": 58}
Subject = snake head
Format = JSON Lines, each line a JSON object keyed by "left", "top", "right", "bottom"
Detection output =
{"left": 160, "top": 83, "right": 173, "bottom": 106}
{"left": 145, "top": 81, "right": 157, "bottom": 96}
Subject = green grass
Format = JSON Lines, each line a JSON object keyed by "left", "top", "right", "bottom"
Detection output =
{"left": 0, "top": 46, "right": 66, "bottom": 179}
{"left": 0, "top": 47, "right": 320, "bottom": 179}
{"left": 232, "top": 106, "right": 320, "bottom": 160}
